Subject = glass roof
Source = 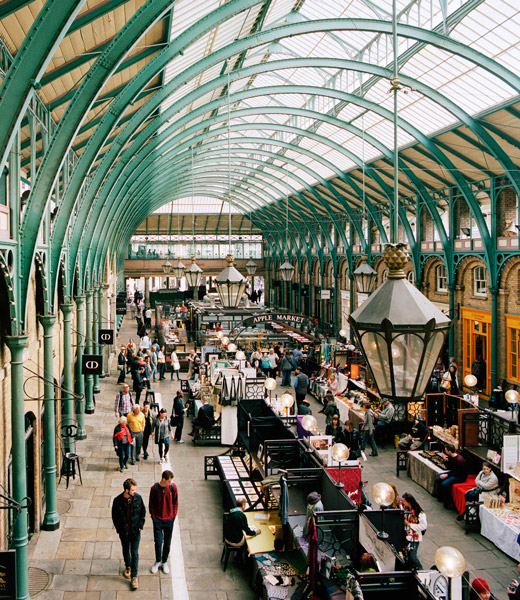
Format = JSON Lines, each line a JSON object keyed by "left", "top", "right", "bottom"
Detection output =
{"left": 154, "top": 198, "right": 240, "bottom": 214}
{"left": 158, "top": 0, "right": 520, "bottom": 210}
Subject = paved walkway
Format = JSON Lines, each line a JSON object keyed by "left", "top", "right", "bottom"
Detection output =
{"left": 27, "top": 316, "right": 517, "bottom": 599}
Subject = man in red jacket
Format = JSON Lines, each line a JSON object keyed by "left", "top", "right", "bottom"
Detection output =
{"left": 149, "top": 470, "right": 178, "bottom": 574}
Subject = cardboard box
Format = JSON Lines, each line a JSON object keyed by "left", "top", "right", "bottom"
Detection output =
{"left": 509, "top": 478, "right": 520, "bottom": 507}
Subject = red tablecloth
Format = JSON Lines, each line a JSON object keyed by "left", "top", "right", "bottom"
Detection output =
{"left": 326, "top": 467, "right": 361, "bottom": 505}
{"left": 452, "top": 474, "right": 477, "bottom": 515}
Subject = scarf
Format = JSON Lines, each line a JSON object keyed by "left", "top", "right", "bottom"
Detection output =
{"left": 114, "top": 423, "right": 131, "bottom": 442}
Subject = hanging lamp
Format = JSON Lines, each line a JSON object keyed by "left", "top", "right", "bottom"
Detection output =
{"left": 215, "top": 73, "right": 246, "bottom": 307}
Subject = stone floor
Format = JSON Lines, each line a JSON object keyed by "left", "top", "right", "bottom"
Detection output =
{"left": 27, "top": 316, "right": 518, "bottom": 599}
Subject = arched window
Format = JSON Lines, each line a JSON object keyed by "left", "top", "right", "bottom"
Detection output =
{"left": 473, "top": 266, "right": 487, "bottom": 296}
{"left": 436, "top": 265, "right": 448, "bottom": 292}
{"left": 406, "top": 271, "right": 415, "bottom": 285}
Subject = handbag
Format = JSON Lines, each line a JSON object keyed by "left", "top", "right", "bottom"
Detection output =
{"left": 170, "top": 414, "right": 178, "bottom": 427}
{"left": 440, "top": 373, "right": 451, "bottom": 390}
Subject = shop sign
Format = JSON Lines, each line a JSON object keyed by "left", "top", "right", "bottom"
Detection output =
{"left": 241, "top": 312, "right": 310, "bottom": 328}
{"left": 98, "top": 329, "right": 114, "bottom": 345}
{"left": 81, "top": 355, "right": 103, "bottom": 375}
{"left": 0, "top": 550, "right": 16, "bottom": 599}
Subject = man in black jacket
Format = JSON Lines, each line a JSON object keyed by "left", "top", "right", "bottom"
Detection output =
{"left": 111, "top": 478, "right": 146, "bottom": 590}
{"left": 224, "top": 497, "right": 258, "bottom": 558}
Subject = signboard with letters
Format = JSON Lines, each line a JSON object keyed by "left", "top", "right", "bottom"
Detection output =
{"left": 240, "top": 312, "right": 311, "bottom": 329}
{"left": 81, "top": 355, "right": 103, "bottom": 375}
{"left": 98, "top": 329, "right": 114, "bottom": 345}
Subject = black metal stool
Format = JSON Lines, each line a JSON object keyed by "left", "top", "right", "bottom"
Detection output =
{"left": 60, "top": 452, "right": 82, "bottom": 489}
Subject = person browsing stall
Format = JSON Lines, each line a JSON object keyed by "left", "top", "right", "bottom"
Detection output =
{"left": 434, "top": 444, "right": 468, "bottom": 507}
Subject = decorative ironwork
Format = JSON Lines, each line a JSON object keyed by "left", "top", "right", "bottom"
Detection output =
{"left": 316, "top": 511, "right": 358, "bottom": 561}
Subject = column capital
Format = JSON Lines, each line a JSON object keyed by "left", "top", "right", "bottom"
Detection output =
{"left": 38, "top": 314, "right": 57, "bottom": 328}
{"left": 85, "top": 289, "right": 94, "bottom": 299}
{"left": 74, "top": 295, "right": 85, "bottom": 306}
{"left": 59, "top": 303, "right": 74, "bottom": 316}
{"left": 5, "top": 335, "right": 29, "bottom": 353}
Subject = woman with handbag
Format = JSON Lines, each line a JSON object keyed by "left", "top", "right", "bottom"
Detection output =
{"left": 170, "top": 346, "right": 181, "bottom": 381}
{"left": 171, "top": 390, "right": 185, "bottom": 443}
{"left": 153, "top": 409, "right": 172, "bottom": 463}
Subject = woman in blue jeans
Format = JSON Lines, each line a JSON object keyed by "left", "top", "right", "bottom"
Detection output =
{"left": 113, "top": 416, "right": 134, "bottom": 472}
{"left": 153, "top": 409, "right": 172, "bottom": 463}
{"left": 402, "top": 492, "right": 427, "bottom": 570}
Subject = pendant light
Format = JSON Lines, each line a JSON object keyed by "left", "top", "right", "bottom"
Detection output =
{"left": 279, "top": 194, "right": 294, "bottom": 282}
{"left": 184, "top": 147, "right": 203, "bottom": 288}
{"left": 348, "top": 4, "right": 451, "bottom": 403}
{"left": 215, "top": 74, "right": 246, "bottom": 307}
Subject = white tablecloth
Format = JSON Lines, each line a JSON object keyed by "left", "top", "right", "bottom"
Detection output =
{"left": 479, "top": 505, "right": 520, "bottom": 561}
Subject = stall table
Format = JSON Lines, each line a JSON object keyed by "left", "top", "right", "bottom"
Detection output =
{"left": 246, "top": 511, "right": 282, "bottom": 554}
{"left": 252, "top": 551, "right": 308, "bottom": 600}
{"left": 407, "top": 451, "right": 445, "bottom": 495}
{"left": 335, "top": 397, "right": 365, "bottom": 431}
{"left": 479, "top": 505, "right": 520, "bottom": 561}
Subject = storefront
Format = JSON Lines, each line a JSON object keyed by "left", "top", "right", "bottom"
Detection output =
{"left": 461, "top": 307, "right": 492, "bottom": 395}
{"left": 505, "top": 314, "right": 520, "bottom": 385}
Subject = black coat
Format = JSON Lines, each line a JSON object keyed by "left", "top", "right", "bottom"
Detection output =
{"left": 112, "top": 491, "right": 146, "bottom": 539}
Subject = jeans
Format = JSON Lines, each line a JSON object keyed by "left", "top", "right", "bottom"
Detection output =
{"left": 360, "top": 429, "right": 378, "bottom": 456}
{"left": 142, "top": 430, "right": 151, "bottom": 456}
{"left": 152, "top": 365, "right": 157, "bottom": 382}
{"left": 465, "top": 488, "right": 481, "bottom": 502}
{"left": 119, "top": 531, "right": 141, "bottom": 577}
{"left": 374, "top": 420, "right": 389, "bottom": 445}
{"left": 174, "top": 415, "right": 184, "bottom": 441}
{"left": 130, "top": 431, "right": 143, "bottom": 461}
{"left": 171, "top": 369, "right": 180, "bottom": 381}
{"left": 405, "top": 541, "right": 422, "bottom": 570}
{"left": 158, "top": 438, "right": 170, "bottom": 459}
{"left": 282, "top": 370, "right": 292, "bottom": 386}
{"left": 118, "top": 444, "right": 130, "bottom": 470}
{"left": 159, "top": 363, "right": 165, "bottom": 379}
{"left": 153, "top": 517, "right": 174, "bottom": 563}
{"left": 435, "top": 474, "right": 464, "bottom": 503}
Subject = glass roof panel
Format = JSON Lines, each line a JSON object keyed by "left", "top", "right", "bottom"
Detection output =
{"left": 154, "top": 198, "right": 240, "bottom": 214}
{"left": 156, "top": 0, "right": 520, "bottom": 210}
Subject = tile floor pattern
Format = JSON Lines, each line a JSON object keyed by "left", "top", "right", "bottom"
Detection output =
{"left": 27, "top": 316, "right": 517, "bottom": 599}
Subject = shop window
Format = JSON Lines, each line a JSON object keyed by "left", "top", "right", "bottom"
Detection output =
{"left": 507, "top": 315, "right": 520, "bottom": 384}
{"left": 473, "top": 266, "right": 487, "bottom": 297}
{"left": 436, "top": 265, "right": 447, "bottom": 292}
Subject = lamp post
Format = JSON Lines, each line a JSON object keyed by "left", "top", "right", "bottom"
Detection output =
{"left": 331, "top": 443, "right": 350, "bottom": 488}
{"left": 302, "top": 415, "right": 318, "bottom": 448}
{"left": 349, "top": 244, "right": 451, "bottom": 403}
{"left": 505, "top": 389, "right": 519, "bottom": 420}
{"left": 172, "top": 259, "right": 186, "bottom": 280}
{"left": 371, "top": 482, "right": 395, "bottom": 539}
{"left": 281, "top": 392, "right": 295, "bottom": 417}
{"left": 434, "top": 546, "right": 466, "bottom": 600}
{"left": 264, "top": 377, "right": 277, "bottom": 404}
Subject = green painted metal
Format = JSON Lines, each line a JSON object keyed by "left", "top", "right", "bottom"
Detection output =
{"left": 74, "top": 296, "right": 86, "bottom": 440}
{"left": 84, "top": 289, "right": 95, "bottom": 414}
{"left": 93, "top": 287, "right": 101, "bottom": 393}
{"left": 18, "top": 0, "right": 176, "bottom": 326}
{"left": 5, "top": 335, "right": 30, "bottom": 600}
{"left": 0, "top": 0, "right": 35, "bottom": 20}
{"left": 49, "top": 13, "right": 520, "bottom": 286}
{"left": 0, "top": 0, "right": 87, "bottom": 184}
{"left": 60, "top": 303, "right": 75, "bottom": 439}
{"left": 68, "top": 0, "right": 136, "bottom": 35}
{"left": 39, "top": 314, "right": 60, "bottom": 532}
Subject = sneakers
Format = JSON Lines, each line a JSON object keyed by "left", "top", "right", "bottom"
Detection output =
{"left": 161, "top": 562, "right": 169, "bottom": 574}
{"left": 150, "top": 562, "right": 161, "bottom": 574}
{"left": 131, "top": 577, "right": 138, "bottom": 590}
{"left": 175, "top": 439, "right": 185, "bottom": 444}
{"left": 123, "top": 566, "right": 131, "bottom": 579}
{"left": 158, "top": 458, "right": 163, "bottom": 464}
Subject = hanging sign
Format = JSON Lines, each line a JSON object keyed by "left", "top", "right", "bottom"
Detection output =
{"left": 240, "top": 312, "right": 311, "bottom": 328}
{"left": 321, "top": 289, "right": 331, "bottom": 300}
{"left": 0, "top": 550, "right": 16, "bottom": 599}
{"left": 98, "top": 329, "right": 114, "bottom": 345}
{"left": 82, "top": 355, "right": 103, "bottom": 375}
